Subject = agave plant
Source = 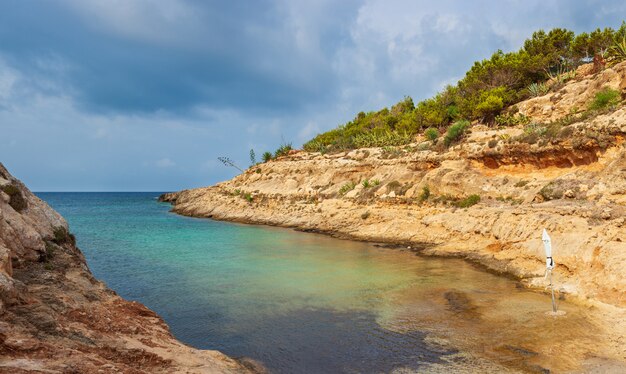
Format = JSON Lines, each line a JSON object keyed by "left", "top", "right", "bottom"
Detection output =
{"left": 527, "top": 82, "right": 550, "bottom": 97}
{"left": 607, "top": 34, "right": 626, "bottom": 66}
{"left": 544, "top": 62, "right": 576, "bottom": 87}
{"left": 261, "top": 151, "right": 273, "bottom": 163}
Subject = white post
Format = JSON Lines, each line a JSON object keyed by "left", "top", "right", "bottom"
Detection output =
{"left": 542, "top": 229, "right": 557, "bottom": 313}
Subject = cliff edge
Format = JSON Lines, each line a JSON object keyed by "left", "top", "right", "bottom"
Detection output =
{"left": 0, "top": 163, "right": 253, "bottom": 373}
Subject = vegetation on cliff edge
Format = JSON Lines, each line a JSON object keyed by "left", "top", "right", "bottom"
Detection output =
{"left": 304, "top": 22, "right": 626, "bottom": 153}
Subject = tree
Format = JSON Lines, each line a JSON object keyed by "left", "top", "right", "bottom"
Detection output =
{"left": 571, "top": 28, "right": 614, "bottom": 61}
{"left": 524, "top": 28, "right": 575, "bottom": 67}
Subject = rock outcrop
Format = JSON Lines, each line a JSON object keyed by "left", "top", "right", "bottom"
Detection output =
{"left": 0, "top": 163, "right": 253, "bottom": 373}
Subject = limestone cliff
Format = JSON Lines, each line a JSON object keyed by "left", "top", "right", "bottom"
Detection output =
{"left": 164, "top": 63, "right": 626, "bottom": 310}
{"left": 0, "top": 163, "right": 253, "bottom": 373}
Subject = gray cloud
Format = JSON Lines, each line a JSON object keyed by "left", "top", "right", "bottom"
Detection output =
{"left": 0, "top": 0, "right": 358, "bottom": 114}
{"left": 0, "top": 0, "right": 625, "bottom": 190}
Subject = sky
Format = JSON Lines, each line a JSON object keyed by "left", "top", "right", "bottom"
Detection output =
{"left": 0, "top": 1, "right": 624, "bottom": 191}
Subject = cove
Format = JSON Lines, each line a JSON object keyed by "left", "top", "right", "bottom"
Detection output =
{"left": 38, "top": 192, "right": 607, "bottom": 373}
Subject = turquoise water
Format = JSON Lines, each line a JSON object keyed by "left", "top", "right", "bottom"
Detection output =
{"left": 37, "top": 192, "right": 603, "bottom": 373}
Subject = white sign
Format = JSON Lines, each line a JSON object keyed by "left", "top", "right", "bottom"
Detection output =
{"left": 542, "top": 229, "right": 554, "bottom": 270}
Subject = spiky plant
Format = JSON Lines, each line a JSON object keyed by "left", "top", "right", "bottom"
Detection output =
{"left": 274, "top": 142, "right": 293, "bottom": 158}
{"left": 527, "top": 82, "right": 549, "bottom": 97}
{"left": 607, "top": 34, "right": 626, "bottom": 65}
{"left": 545, "top": 63, "right": 575, "bottom": 86}
{"left": 262, "top": 151, "right": 273, "bottom": 163}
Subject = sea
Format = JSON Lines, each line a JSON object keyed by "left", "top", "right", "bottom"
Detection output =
{"left": 37, "top": 192, "right": 598, "bottom": 373}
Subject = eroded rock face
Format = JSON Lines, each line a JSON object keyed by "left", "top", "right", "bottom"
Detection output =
{"left": 0, "top": 163, "right": 253, "bottom": 373}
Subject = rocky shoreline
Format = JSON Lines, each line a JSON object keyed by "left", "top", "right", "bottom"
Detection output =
{"left": 161, "top": 64, "right": 626, "bottom": 311}
{"left": 0, "top": 163, "right": 256, "bottom": 373}
{"left": 160, "top": 136, "right": 625, "bottom": 310}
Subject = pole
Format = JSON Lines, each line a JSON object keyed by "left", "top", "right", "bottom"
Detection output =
{"left": 542, "top": 229, "right": 557, "bottom": 313}
{"left": 549, "top": 269, "right": 557, "bottom": 313}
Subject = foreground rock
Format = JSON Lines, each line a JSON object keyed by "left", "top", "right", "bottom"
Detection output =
{"left": 0, "top": 163, "right": 254, "bottom": 373}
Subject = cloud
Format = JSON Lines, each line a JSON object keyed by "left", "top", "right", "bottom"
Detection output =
{"left": 0, "top": 1, "right": 355, "bottom": 114}
{"left": 1, "top": 0, "right": 626, "bottom": 190}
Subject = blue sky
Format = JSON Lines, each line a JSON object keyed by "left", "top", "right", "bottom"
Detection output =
{"left": 0, "top": 0, "right": 624, "bottom": 191}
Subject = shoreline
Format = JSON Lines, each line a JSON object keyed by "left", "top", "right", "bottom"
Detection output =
{"left": 161, "top": 188, "right": 625, "bottom": 310}
{"left": 159, "top": 196, "right": 599, "bottom": 304}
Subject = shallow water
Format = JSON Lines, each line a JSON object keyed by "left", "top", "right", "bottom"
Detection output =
{"left": 38, "top": 192, "right": 609, "bottom": 373}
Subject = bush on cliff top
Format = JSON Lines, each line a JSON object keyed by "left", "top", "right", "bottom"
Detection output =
{"left": 304, "top": 22, "right": 626, "bottom": 153}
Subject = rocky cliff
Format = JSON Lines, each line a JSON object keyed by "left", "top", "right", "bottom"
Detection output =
{"left": 0, "top": 164, "right": 253, "bottom": 373}
{"left": 164, "top": 63, "right": 626, "bottom": 310}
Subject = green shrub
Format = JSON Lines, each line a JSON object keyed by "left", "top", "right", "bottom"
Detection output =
{"left": 243, "top": 193, "right": 253, "bottom": 203}
{"left": 475, "top": 94, "right": 504, "bottom": 121}
{"left": 353, "top": 130, "right": 412, "bottom": 148}
{"left": 496, "top": 195, "right": 523, "bottom": 205}
{"left": 362, "top": 179, "right": 371, "bottom": 188}
{"left": 338, "top": 182, "right": 356, "bottom": 196}
{"left": 380, "top": 146, "right": 404, "bottom": 159}
{"left": 274, "top": 142, "right": 293, "bottom": 158}
{"left": 424, "top": 127, "right": 439, "bottom": 142}
{"left": 444, "top": 120, "right": 470, "bottom": 146}
{"left": 52, "top": 226, "right": 75, "bottom": 246}
{"left": 372, "top": 179, "right": 381, "bottom": 186}
{"left": 1, "top": 184, "right": 27, "bottom": 212}
{"left": 41, "top": 242, "right": 56, "bottom": 263}
{"left": 494, "top": 113, "right": 531, "bottom": 127}
{"left": 455, "top": 194, "right": 481, "bottom": 208}
{"left": 1, "top": 184, "right": 19, "bottom": 196}
{"left": 418, "top": 186, "right": 430, "bottom": 203}
{"left": 262, "top": 152, "right": 273, "bottom": 163}
{"left": 303, "top": 140, "right": 327, "bottom": 154}
{"left": 588, "top": 88, "right": 620, "bottom": 111}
